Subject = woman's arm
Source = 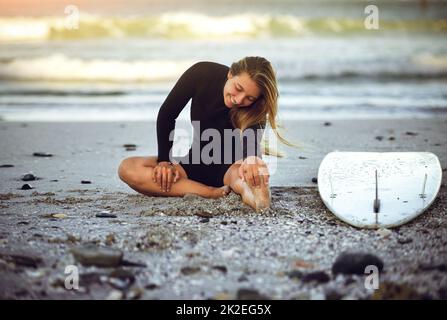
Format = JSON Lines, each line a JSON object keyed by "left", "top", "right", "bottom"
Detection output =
{"left": 241, "top": 122, "right": 265, "bottom": 160}
{"left": 156, "top": 63, "right": 201, "bottom": 162}
{"left": 238, "top": 122, "right": 269, "bottom": 187}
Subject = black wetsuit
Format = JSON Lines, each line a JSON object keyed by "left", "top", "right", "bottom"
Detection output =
{"left": 156, "top": 61, "right": 264, "bottom": 187}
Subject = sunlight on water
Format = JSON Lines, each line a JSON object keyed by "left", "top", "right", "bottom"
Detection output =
{"left": 0, "top": 0, "right": 446, "bottom": 121}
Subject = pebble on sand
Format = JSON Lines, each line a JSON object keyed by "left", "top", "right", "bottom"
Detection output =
{"left": 33, "top": 152, "right": 53, "bottom": 157}
{"left": 332, "top": 252, "right": 384, "bottom": 275}
{"left": 236, "top": 288, "right": 270, "bottom": 300}
{"left": 70, "top": 244, "right": 123, "bottom": 267}
{"left": 96, "top": 213, "right": 117, "bottom": 218}
{"left": 301, "top": 271, "right": 331, "bottom": 284}
{"left": 20, "top": 184, "right": 33, "bottom": 190}
{"left": 21, "top": 173, "right": 36, "bottom": 181}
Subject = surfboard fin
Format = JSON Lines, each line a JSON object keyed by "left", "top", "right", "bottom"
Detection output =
{"left": 374, "top": 170, "right": 380, "bottom": 213}
{"left": 374, "top": 199, "right": 380, "bottom": 213}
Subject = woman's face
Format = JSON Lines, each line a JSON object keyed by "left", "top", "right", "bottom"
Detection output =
{"left": 223, "top": 71, "right": 261, "bottom": 109}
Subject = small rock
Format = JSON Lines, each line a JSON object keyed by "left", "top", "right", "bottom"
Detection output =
{"left": 287, "top": 270, "right": 303, "bottom": 280}
{"left": 96, "top": 213, "right": 117, "bottom": 218}
{"left": 236, "top": 288, "right": 270, "bottom": 300}
{"left": 311, "top": 177, "right": 318, "bottom": 183}
{"left": 324, "top": 288, "right": 344, "bottom": 300}
{"left": 105, "top": 234, "right": 116, "bottom": 245}
{"left": 125, "top": 147, "right": 136, "bottom": 151}
{"left": 51, "top": 213, "right": 67, "bottom": 219}
{"left": 299, "top": 156, "right": 307, "bottom": 160}
{"left": 388, "top": 136, "right": 395, "bottom": 141}
{"left": 405, "top": 131, "right": 418, "bottom": 136}
{"left": 181, "top": 266, "right": 200, "bottom": 275}
{"left": 376, "top": 228, "right": 392, "bottom": 238}
{"left": 0, "top": 251, "right": 43, "bottom": 268}
{"left": 106, "top": 290, "right": 123, "bottom": 300}
{"left": 200, "top": 217, "right": 210, "bottom": 223}
{"left": 294, "top": 259, "right": 315, "bottom": 269}
{"left": 81, "top": 180, "right": 91, "bottom": 184}
{"left": 108, "top": 269, "right": 135, "bottom": 290}
{"left": 120, "top": 259, "right": 146, "bottom": 268}
{"left": 123, "top": 144, "right": 136, "bottom": 148}
{"left": 145, "top": 283, "right": 159, "bottom": 290}
{"left": 66, "top": 234, "right": 79, "bottom": 243}
{"left": 0, "top": 164, "right": 14, "bottom": 168}
{"left": 21, "top": 173, "right": 36, "bottom": 181}
{"left": 127, "top": 287, "right": 143, "bottom": 300}
{"left": 220, "top": 221, "right": 228, "bottom": 225}
{"left": 195, "top": 211, "right": 213, "bottom": 218}
{"left": 397, "top": 237, "right": 413, "bottom": 245}
{"left": 238, "top": 274, "right": 248, "bottom": 282}
{"left": 214, "top": 292, "right": 232, "bottom": 300}
{"left": 33, "top": 152, "right": 53, "bottom": 157}
{"left": 375, "top": 136, "right": 384, "bottom": 141}
{"left": 212, "top": 265, "right": 227, "bottom": 274}
{"left": 20, "top": 184, "right": 33, "bottom": 190}
{"left": 70, "top": 244, "right": 123, "bottom": 267}
{"left": 301, "top": 271, "right": 331, "bottom": 284}
{"left": 332, "top": 252, "right": 384, "bottom": 275}
{"left": 324, "top": 122, "right": 332, "bottom": 126}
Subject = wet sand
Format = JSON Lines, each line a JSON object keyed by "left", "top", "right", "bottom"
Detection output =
{"left": 0, "top": 119, "right": 446, "bottom": 299}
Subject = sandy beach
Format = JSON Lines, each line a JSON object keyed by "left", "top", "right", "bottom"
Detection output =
{"left": 0, "top": 118, "right": 446, "bottom": 300}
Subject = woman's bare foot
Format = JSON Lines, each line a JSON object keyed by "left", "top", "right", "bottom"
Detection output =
{"left": 239, "top": 177, "right": 270, "bottom": 213}
{"left": 251, "top": 183, "right": 271, "bottom": 212}
{"left": 250, "top": 181, "right": 271, "bottom": 213}
{"left": 209, "top": 185, "right": 231, "bottom": 199}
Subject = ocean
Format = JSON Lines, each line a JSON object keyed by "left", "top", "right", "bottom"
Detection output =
{"left": 0, "top": 0, "right": 446, "bottom": 121}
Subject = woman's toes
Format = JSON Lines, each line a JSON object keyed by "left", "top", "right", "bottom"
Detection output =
{"left": 222, "top": 185, "right": 231, "bottom": 196}
{"left": 209, "top": 186, "right": 231, "bottom": 199}
{"left": 252, "top": 186, "right": 271, "bottom": 213}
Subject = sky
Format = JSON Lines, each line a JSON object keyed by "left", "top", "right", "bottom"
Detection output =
{"left": 0, "top": 0, "right": 441, "bottom": 16}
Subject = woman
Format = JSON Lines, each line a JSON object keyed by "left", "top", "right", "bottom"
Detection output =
{"left": 118, "top": 56, "right": 292, "bottom": 212}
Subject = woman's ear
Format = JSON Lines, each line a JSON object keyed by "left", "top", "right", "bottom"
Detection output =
{"left": 227, "top": 71, "right": 233, "bottom": 79}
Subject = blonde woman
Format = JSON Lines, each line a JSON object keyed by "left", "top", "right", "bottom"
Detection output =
{"left": 118, "top": 57, "right": 292, "bottom": 212}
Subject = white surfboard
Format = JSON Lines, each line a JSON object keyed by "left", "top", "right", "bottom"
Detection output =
{"left": 317, "top": 152, "right": 442, "bottom": 229}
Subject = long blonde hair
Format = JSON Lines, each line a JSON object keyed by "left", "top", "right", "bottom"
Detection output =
{"left": 228, "top": 56, "right": 296, "bottom": 157}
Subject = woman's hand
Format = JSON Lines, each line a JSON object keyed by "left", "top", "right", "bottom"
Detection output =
{"left": 153, "top": 161, "right": 180, "bottom": 192}
{"left": 238, "top": 156, "right": 269, "bottom": 188}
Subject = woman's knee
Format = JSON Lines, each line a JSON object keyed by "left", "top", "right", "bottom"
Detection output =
{"left": 223, "top": 163, "right": 241, "bottom": 185}
{"left": 118, "top": 157, "right": 139, "bottom": 182}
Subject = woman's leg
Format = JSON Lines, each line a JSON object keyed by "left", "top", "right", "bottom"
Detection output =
{"left": 223, "top": 160, "right": 271, "bottom": 212}
{"left": 118, "top": 156, "right": 230, "bottom": 198}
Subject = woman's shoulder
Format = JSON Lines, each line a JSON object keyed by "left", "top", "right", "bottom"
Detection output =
{"left": 187, "top": 61, "right": 229, "bottom": 75}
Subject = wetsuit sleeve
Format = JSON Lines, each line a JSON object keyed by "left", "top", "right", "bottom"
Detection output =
{"left": 156, "top": 63, "right": 199, "bottom": 162}
{"left": 242, "top": 122, "right": 265, "bottom": 160}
